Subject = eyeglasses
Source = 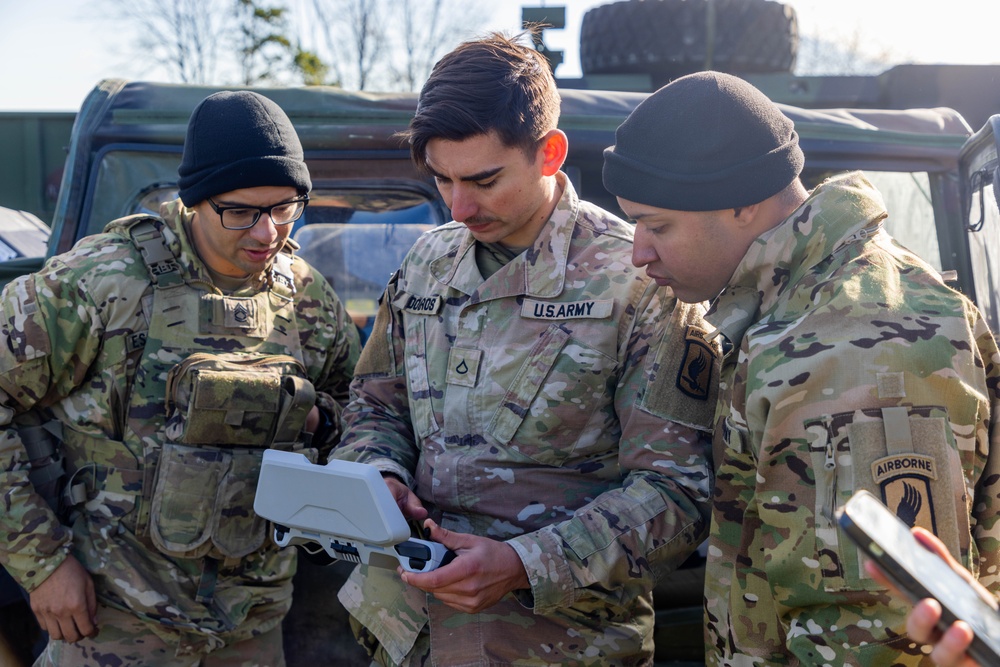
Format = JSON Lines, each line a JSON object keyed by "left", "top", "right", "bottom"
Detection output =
{"left": 207, "top": 195, "right": 309, "bottom": 230}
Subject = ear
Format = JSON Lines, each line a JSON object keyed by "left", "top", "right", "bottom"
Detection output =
{"left": 732, "top": 202, "right": 761, "bottom": 228}
{"left": 538, "top": 129, "right": 568, "bottom": 177}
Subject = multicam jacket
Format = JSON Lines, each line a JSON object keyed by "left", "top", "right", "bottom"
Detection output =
{"left": 703, "top": 172, "right": 1000, "bottom": 666}
{"left": 0, "top": 200, "right": 359, "bottom": 656}
{"left": 334, "top": 175, "right": 717, "bottom": 666}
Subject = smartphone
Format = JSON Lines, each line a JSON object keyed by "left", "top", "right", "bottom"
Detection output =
{"left": 837, "top": 489, "right": 1000, "bottom": 665}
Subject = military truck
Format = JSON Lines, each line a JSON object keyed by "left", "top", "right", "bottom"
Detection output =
{"left": 3, "top": 77, "right": 1000, "bottom": 666}
{"left": 0, "top": 111, "right": 74, "bottom": 224}
{"left": 538, "top": 0, "right": 1000, "bottom": 133}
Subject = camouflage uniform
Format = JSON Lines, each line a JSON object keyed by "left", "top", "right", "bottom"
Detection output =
{"left": 333, "top": 174, "right": 717, "bottom": 666}
{"left": 0, "top": 199, "right": 360, "bottom": 660}
{"left": 703, "top": 172, "right": 1000, "bottom": 665}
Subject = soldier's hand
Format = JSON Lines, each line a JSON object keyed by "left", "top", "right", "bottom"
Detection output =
{"left": 907, "top": 598, "right": 980, "bottom": 667}
{"left": 30, "top": 555, "right": 98, "bottom": 642}
{"left": 382, "top": 474, "right": 428, "bottom": 524}
{"left": 400, "top": 519, "right": 529, "bottom": 614}
{"left": 865, "top": 527, "right": 990, "bottom": 667}
{"left": 304, "top": 406, "right": 320, "bottom": 434}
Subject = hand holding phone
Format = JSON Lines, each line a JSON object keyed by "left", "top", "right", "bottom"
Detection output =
{"left": 837, "top": 489, "right": 1000, "bottom": 666}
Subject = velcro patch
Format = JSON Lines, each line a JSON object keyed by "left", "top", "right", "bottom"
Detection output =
{"left": 849, "top": 414, "right": 955, "bottom": 549}
{"left": 446, "top": 347, "right": 482, "bottom": 387}
{"left": 223, "top": 298, "right": 258, "bottom": 329}
{"left": 126, "top": 332, "right": 147, "bottom": 355}
{"left": 398, "top": 293, "right": 442, "bottom": 315}
{"left": 521, "top": 299, "right": 613, "bottom": 320}
{"left": 877, "top": 372, "right": 906, "bottom": 399}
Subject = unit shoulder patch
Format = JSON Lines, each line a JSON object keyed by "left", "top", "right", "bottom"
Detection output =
{"left": 676, "top": 326, "right": 715, "bottom": 401}
{"left": 872, "top": 453, "right": 938, "bottom": 530}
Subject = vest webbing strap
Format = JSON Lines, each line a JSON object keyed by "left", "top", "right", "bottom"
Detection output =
{"left": 129, "top": 218, "right": 183, "bottom": 287}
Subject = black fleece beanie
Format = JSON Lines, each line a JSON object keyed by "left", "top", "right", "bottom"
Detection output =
{"left": 177, "top": 90, "right": 311, "bottom": 207}
{"left": 603, "top": 71, "right": 803, "bottom": 211}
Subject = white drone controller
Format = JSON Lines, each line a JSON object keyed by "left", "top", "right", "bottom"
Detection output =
{"left": 254, "top": 449, "right": 456, "bottom": 573}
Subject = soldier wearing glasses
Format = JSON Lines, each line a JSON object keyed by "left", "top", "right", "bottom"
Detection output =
{"left": 0, "top": 90, "right": 359, "bottom": 666}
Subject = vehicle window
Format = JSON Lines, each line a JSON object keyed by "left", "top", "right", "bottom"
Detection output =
{"left": 293, "top": 188, "right": 441, "bottom": 339}
{"left": 90, "top": 151, "right": 181, "bottom": 238}
{"left": 90, "top": 149, "right": 430, "bottom": 236}
{"left": 0, "top": 207, "right": 50, "bottom": 260}
{"left": 967, "top": 175, "right": 1000, "bottom": 330}
{"left": 862, "top": 171, "right": 941, "bottom": 272}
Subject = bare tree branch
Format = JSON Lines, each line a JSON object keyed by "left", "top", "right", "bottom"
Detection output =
{"left": 102, "top": 0, "right": 489, "bottom": 90}
{"left": 106, "top": 0, "right": 226, "bottom": 84}
{"left": 306, "top": 0, "right": 487, "bottom": 91}
{"left": 309, "top": 0, "right": 347, "bottom": 86}
{"left": 796, "top": 28, "right": 902, "bottom": 76}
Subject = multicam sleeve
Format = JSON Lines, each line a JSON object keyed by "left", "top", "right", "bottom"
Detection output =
{"left": 971, "top": 308, "right": 1000, "bottom": 594}
{"left": 507, "top": 287, "right": 715, "bottom": 613}
{"left": 298, "top": 266, "right": 362, "bottom": 455}
{"left": 770, "top": 298, "right": 1000, "bottom": 664}
{"left": 0, "top": 262, "right": 104, "bottom": 591}
{"left": 329, "top": 271, "right": 420, "bottom": 482}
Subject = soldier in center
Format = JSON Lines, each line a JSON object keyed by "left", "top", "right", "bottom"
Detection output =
{"left": 330, "top": 32, "right": 717, "bottom": 666}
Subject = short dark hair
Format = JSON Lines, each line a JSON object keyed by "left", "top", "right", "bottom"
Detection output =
{"left": 404, "top": 31, "right": 561, "bottom": 171}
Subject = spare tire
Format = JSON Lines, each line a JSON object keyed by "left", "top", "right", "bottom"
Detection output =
{"left": 580, "top": 0, "right": 798, "bottom": 87}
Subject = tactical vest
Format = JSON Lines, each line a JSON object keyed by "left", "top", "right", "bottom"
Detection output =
{"left": 62, "top": 215, "right": 315, "bottom": 563}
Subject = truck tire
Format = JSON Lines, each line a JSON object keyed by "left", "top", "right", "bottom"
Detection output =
{"left": 580, "top": 0, "right": 798, "bottom": 87}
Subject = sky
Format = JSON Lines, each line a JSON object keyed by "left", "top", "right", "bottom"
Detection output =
{"left": 2, "top": 0, "right": 1000, "bottom": 112}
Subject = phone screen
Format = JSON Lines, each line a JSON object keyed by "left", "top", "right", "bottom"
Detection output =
{"left": 837, "top": 489, "right": 1000, "bottom": 665}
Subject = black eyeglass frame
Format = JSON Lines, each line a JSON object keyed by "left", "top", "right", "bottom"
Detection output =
{"left": 206, "top": 194, "right": 310, "bottom": 230}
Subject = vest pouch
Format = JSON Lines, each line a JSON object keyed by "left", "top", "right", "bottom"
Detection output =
{"left": 273, "top": 375, "right": 317, "bottom": 449}
{"left": 209, "top": 448, "right": 267, "bottom": 558}
{"left": 165, "top": 352, "right": 312, "bottom": 448}
{"left": 149, "top": 443, "right": 229, "bottom": 558}
{"left": 149, "top": 444, "right": 268, "bottom": 559}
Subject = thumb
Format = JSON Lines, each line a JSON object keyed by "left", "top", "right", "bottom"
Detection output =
{"left": 912, "top": 527, "right": 953, "bottom": 563}
{"left": 402, "top": 492, "right": 428, "bottom": 522}
{"left": 423, "top": 519, "right": 466, "bottom": 551}
{"left": 86, "top": 576, "right": 98, "bottom": 626}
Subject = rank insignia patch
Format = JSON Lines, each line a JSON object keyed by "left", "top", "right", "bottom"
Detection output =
{"left": 224, "top": 297, "right": 257, "bottom": 329}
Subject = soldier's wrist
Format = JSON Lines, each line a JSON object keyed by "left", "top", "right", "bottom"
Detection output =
{"left": 306, "top": 404, "right": 335, "bottom": 446}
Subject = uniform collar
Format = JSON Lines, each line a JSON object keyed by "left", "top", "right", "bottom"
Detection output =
{"left": 429, "top": 172, "right": 579, "bottom": 303}
{"left": 705, "top": 171, "right": 888, "bottom": 353}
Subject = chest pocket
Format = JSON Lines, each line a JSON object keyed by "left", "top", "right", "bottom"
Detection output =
{"left": 487, "top": 324, "right": 570, "bottom": 445}
{"left": 486, "top": 323, "right": 617, "bottom": 465}
{"left": 403, "top": 317, "right": 442, "bottom": 439}
{"left": 808, "top": 405, "right": 966, "bottom": 590}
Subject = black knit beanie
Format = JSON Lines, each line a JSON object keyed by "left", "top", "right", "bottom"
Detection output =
{"left": 177, "top": 90, "right": 311, "bottom": 207}
{"left": 603, "top": 71, "right": 803, "bottom": 211}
